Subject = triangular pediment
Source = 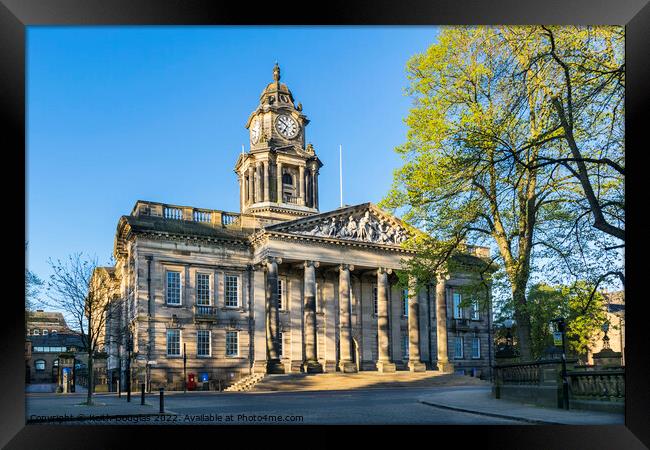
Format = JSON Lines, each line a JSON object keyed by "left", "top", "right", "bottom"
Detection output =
{"left": 264, "top": 203, "right": 411, "bottom": 246}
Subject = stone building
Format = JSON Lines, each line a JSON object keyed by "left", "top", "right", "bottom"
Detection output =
{"left": 101, "top": 65, "right": 494, "bottom": 390}
{"left": 25, "top": 331, "right": 84, "bottom": 384}
{"left": 26, "top": 310, "right": 70, "bottom": 336}
{"left": 587, "top": 291, "right": 625, "bottom": 366}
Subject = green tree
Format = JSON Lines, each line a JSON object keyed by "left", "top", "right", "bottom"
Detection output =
{"left": 522, "top": 282, "right": 607, "bottom": 359}
{"left": 382, "top": 26, "right": 623, "bottom": 360}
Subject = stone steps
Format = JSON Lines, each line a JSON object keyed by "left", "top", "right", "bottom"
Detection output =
{"left": 224, "top": 373, "right": 266, "bottom": 392}
{"left": 251, "top": 371, "right": 489, "bottom": 392}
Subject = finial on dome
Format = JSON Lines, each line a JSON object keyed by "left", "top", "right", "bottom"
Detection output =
{"left": 273, "top": 62, "right": 280, "bottom": 82}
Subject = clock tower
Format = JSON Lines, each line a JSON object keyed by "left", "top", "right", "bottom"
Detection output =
{"left": 235, "top": 64, "right": 323, "bottom": 222}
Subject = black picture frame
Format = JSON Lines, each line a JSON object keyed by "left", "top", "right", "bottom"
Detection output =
{"left": 3, "top": 0, "right": 647, "bottom": 448}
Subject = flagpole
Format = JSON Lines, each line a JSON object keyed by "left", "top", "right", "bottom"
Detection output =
{"left": 339, "top": 144, "right": 343, "bottom": 208}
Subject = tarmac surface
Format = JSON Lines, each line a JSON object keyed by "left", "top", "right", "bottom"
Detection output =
{"left": 25, "top": 385, "right": 624, "bottom": 425}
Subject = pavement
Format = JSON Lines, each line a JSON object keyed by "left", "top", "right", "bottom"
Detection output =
{"left": 417, "top": 387, "right": 625, "bottom": 425}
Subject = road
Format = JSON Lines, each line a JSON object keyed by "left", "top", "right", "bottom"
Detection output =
{"left": 26, "top": 386, "right": 521, "bottom": 425}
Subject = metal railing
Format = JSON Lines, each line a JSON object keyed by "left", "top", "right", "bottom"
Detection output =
{"left": 194, "top": 305, "right": 218, "bottom": 318}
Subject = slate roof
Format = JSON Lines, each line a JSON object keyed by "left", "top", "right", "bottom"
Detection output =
{"left": 28, "top": 332, "right": 84, "bottom": 349}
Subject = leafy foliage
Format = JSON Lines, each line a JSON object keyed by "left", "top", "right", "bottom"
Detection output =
{"left": 382, "top": 26, "right": 624, "bottom": 359}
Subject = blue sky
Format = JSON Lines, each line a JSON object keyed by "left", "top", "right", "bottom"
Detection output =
{"left": 26, "top": 26, "right": 441, "bottom": 279}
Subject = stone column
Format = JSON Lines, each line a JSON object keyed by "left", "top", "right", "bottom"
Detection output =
{"left": 276, "top": 161, "right": 283, "bottom": 203}
{"left": 338, "top": 264, "right": 356, "bottom": 373}
{"left": 255, "top": 162, "right": 263, "bottom": 203}
{"left": 302, "top": 261, "right": 323, "bottom": 373}
{"left": 407, "top": 275, "right": 426, "bottom": 372}
{"left": 263, "top": 160, "right": 270, "bottom": 202}
{"left": 265, "top": 257, "right": 284, "bottom": 373}
{"left": 238, "top": 175, "right": 244, "bottom": 212}
{"left": 436, "top": 274, "right": 453, "bottom": 373}
{"left": 376, "top": 268, "right": 396, "bottom": 372}
{"left": 312, "top": 167, "right": 319, "bottom": 209}
{"left": 298, "top": 165, "right": 305, "bottom": 206}
{"left": 247, "top": 166, "right": 254, "bottom": 205}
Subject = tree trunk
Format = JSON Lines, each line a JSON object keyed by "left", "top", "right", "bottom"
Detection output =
{"left": 512, "top": 286, "right": 533, "bottom": 360}
{"left": 86, "top": 351, "right": 94, "bottom": 406}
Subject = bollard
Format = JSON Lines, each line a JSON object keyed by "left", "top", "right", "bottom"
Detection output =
{"left": 141, "top": 383, "right": 145, "bottom": 405}
{"left": 159, "top": 388, "right": 164, "bottom": 414}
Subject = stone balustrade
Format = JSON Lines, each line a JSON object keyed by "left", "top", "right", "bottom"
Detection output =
{"left": 131, "top": 200, "right": 241, "bottom": 229}
{"left": 568, "top": 369, "right": 625, "bottom": 401}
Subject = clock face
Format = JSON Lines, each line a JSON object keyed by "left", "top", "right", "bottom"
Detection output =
{"left": 251, "top": 119, "right": 261, "bottom": 143}
{"left": 275, "top": 114, "right": 299, "bottom": 139}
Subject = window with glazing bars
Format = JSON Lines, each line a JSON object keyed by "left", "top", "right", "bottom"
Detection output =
{"left": 472, "top": 337, "right": 481, "bottom": 358}
{"left": 196, "top": 273, "right": 211, "bottom": 305}
{"left": 225, "top": 275, "right": 239, "bottom": 307}
{"left": 453, "top": 292, "right": 463, "bottom": 319}
{"left": 226, "top": 331, "right": 238, "bottom": 356}
{"left": 166, "top": 271, "right": 181, "bottom": 305}
{"left": 454, "top": 336, "right": 464, "bottom": 359}
{"left": 197, "top": 330, "right": 210, "bottom": 357}
{"left": 167, "top": 329, "right": 181, "bottom": 356}
{"left": 470, "top": 298, "right": 480, "bottom": 320}
{"left": 277, "top": 278, "right": 285, "bottom": 309}
{"left": 402, "top": 289, "right": 409, "bottom": 317}
{"left": 402, "top": 332, "right": 409, "bottom": 359}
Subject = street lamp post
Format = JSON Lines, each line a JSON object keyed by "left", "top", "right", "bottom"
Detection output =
{"left": 183, "top": 342, "right": 187, "bottom": 394}
{"left": 551, "top": 317, "right": 570, "bottom": 410}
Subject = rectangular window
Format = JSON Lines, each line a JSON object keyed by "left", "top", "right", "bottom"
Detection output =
{"left": 453, "top": 292, "right": 463, "bottom": 319}
{"left": 277, "top": 331, "right": 283, "bottom": 357}
{"left": 277, "top": 278, "right": 286, "bottom": 310}
{"left": 225, "top": 275, "right": 239, "bottom": 308}
{"left": 196, "top": 273, "right": 211, "bottom": 306}
{"left": 373, "top": 285, "right": 378, "bottom": 315}
{"left": 197, "top": 330, "right": 211, "bottom": 357}
{"left": 472, "top": 337, "right": 481, "bottom": 359}
{"left": 454, "top": 336, "right": 464, "bottom": 359}
{"left": 402, "top": 332, "right": 409, "bottom": 359}
{"left": 166, "top": 271, "right": 181, "bottom": 305}
{"left": 35, "top": 360, "right": 45, "bottom": 371}
{"left": 470, "top": 298, "right": 480, "bottom": 320}
{"left": 226, "top": 331, "right": 239, "bottom": 356}
{"left": 166, "top": 329, "right": 181, "bottom": 356}
{"left": 402, "top": 289, "right": 409, "bottom": 317}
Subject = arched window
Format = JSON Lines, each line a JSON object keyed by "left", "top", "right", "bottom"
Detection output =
{"left": 282, "top": 173, "right": 293, "bottom": 185}
{"left": 35, "top": 360, "right": 45, "bottom": 371}
{"left": 33, "top": 329, "right": 40, "bottom": 335}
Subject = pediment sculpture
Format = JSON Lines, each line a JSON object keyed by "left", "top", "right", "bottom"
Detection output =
{"left": 296, "top": 211, "right": 408, "bottom": 245}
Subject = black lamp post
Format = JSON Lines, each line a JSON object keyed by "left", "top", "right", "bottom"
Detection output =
{"left": 551, "top": 317, "right": 570, "bottom": 410}
{"left": 183, "top": 342, "right": 187, "bottom": 394}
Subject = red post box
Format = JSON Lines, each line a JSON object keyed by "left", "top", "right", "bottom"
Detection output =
{"left": 187, "top": 373, "right": 197, "bottom": 391}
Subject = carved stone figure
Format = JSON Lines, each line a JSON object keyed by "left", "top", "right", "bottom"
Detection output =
{"left": 357, "top": 212, "right": 371, "bottom": 241}
{"left": 345, "top": 216, "right": 358, "bottom": 238}
{"left": 377, "top": 219, "right": 390, "bottom": 243}
{"left": 327, "top": 217, "right": 339, "bottom": 237}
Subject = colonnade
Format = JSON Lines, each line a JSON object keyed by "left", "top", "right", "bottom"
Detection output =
{"left": 243, "top": 159, "right": 319, "bottom": 208}
{"left": 262, "top": 258, "right": 450, "bottom": 373}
